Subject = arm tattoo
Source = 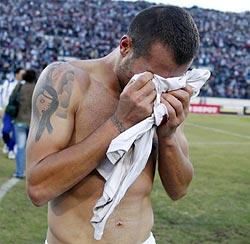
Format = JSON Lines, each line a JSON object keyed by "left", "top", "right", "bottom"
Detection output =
{"left": 55, "top": 70, "right": 74, "bottom": 118}
{"left": 35, "top": 85, "right": 59, "bottom": 141}
{"left": 33, "top": 64, "right": 75, "bottom": 141}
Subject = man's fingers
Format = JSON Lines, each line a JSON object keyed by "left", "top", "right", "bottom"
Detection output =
{"left": 166, "top": 88, "right": 191, "bottom": 109}
{"left": 161, "top": 93, "right": 183, "bottom": 118}
{"left": 168, "top": 89, "right": 190, "bottom": 101}
{"left": 143, "top": 89, "right": 157, "bottom": 105}
{"left": 181, "top": 85, "right": 193, "bottom": 97}
{"left": 136, "top": 80, "right": 155, "bottom": 98}
{"left": 161, "top": 99, "right": 176, "bottom": 123}
{"left": 128, "top": 71, "right": 154, "bottom": 91}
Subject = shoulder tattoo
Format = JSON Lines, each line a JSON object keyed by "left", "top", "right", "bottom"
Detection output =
{"left": 33, "top": 63, "right": 75, "bottom": 141}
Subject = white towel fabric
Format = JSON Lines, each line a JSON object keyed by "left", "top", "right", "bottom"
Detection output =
{"left": 91, "top": 68, "right": 211, "bottom": 240}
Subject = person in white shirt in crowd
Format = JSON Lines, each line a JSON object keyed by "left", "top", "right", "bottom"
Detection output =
{"left": 0, "top": 67, "right": 25, "bottom": 159}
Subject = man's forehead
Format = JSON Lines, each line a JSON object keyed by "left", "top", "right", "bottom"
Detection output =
{"left": 147, "top": 43, "right": 191, "bottom": 78}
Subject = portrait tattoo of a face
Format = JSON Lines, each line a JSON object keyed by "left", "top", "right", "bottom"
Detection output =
{"left": 34, "top": 66, "right": 74, "bottom": 142}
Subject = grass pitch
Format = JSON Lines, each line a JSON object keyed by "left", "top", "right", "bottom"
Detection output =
{"left": 0, "top": 114, "right": 250, "bottom": 244}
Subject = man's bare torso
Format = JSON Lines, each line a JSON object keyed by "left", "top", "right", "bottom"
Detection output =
{"left": 46, "top": 60, "right": 157, "bottom": 244}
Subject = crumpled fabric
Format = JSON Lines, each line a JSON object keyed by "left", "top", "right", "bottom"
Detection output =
{"left": 91, "top": 68, "right": 211, "bottom": 240}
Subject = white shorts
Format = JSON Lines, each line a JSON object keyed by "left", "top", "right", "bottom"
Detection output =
{"left": 143, "top": 232, "right": 156, "bottom": 244}
{"left": 45, "top": 232, "right": 156, "bottom": 244}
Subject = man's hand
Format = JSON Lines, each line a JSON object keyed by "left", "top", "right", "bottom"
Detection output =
{"left": 157, "top": 85, "right": 193, "bottom": 139}
{"left": 113, "top": 72, "right": 156, "bottom": 131}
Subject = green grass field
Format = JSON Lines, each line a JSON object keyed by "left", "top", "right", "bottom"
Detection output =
{"left": 0, "top": 114, "right": 250, "bottom": 244}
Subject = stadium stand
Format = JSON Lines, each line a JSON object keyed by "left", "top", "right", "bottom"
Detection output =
{"left": 0, "top": 0, "right": 250, "bottom": 98}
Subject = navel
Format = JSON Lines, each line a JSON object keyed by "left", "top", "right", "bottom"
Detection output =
{"left": 116, "top": 220, "right": 123, "bottom": 227}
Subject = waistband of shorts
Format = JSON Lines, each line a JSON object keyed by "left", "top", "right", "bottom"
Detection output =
{"left": 143, "top": 232, "right": 156, "bottom": 244}
{"left": 45, "top": 232, "right": 156, "bottom": 244}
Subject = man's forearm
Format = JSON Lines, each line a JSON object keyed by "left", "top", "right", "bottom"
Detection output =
{"left": 27, "top": 117, "right": 120, "bottom": 206}
{"left": 158, "top": 134, "right": 194, "bottom": 200}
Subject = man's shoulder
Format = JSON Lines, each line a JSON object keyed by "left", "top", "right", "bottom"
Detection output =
{"left": 39, "top": 61, "right": 91, "bottom": 95}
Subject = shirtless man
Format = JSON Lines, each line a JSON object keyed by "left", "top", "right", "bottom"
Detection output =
{"left": 26, "top": 5, "right": 199, "bottom": 244}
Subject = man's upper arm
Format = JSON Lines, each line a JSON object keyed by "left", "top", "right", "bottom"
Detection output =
{"left": 27, "top": 62, "right": 84, "bottom": 167}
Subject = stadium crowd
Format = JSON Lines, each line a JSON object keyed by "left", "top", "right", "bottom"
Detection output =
{"left": 0, "top": 0, "right": 250, "bottom": 98}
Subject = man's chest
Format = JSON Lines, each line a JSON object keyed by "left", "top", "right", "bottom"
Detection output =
{"left": 74, "top": 87, "right": 118, "bottom": 142}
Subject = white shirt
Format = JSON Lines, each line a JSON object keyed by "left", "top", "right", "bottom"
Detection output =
{"left": 0, "top": 78, "right": 18, "bottom": 109}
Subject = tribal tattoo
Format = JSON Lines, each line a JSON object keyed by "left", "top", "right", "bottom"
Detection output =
{"left": 33, "top": 64, "right": 74, "bottom": 142}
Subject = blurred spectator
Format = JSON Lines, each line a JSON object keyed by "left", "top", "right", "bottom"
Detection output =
{"left": 0, "top": 0, "right": 249, "bottom": 98}
{"left": 1, "top": 67, "right": 25, "bottom": 159}
{"left": 12, "top": 69, "right": 36, "bottom": 179}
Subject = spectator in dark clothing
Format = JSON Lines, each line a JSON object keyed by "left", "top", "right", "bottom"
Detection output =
{"left": 13, "top": 69, "right": 36, "bottom": 179}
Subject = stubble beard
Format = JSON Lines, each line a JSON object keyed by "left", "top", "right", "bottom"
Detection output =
{"left": 116, "top": 57, "right": 135, "bottom": 91}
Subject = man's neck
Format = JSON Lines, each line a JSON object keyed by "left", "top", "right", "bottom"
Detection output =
{"left": 101, "top": 48, "right": 123, "bottom": 94}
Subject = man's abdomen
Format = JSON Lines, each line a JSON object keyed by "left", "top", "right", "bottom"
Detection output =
{"left": 47, "top": 163, "right": 155, "bottom": 244}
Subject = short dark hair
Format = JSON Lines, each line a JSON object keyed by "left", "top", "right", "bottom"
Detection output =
{"left": 127, "top": 5, "right": 200, "bottom": 65}
{"left": 14, "top": 67, "right": 24, "bottom": 75}
{"left": 23, "top": 69, "right": 37, "bottom": 83}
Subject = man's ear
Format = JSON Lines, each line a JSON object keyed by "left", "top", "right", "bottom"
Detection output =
{"left": 119, "top": 35, "right": 132, "bottom": 57}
